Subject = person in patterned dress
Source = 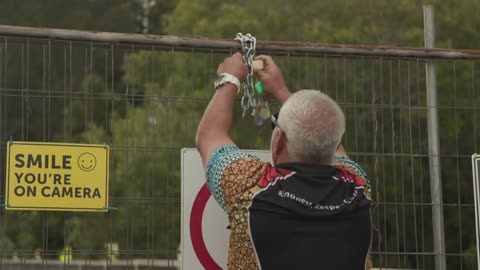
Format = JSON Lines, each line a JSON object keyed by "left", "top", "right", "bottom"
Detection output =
{"left": 196, "top": 53, "right": 372, "bottom": 270}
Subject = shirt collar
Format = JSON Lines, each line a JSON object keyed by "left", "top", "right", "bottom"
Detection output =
{"left": 275, "top": 162, "right": 338, "bottom": 177}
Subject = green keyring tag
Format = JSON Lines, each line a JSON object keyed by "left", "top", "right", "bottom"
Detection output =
{"left": 255, "top": 81, "right": 264, "bottom": 95}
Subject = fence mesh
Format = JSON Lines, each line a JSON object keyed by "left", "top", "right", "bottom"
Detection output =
{"left": 0, "top": 29, "right": 478, "bottom": 270}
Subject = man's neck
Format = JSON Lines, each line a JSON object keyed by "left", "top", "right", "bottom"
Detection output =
{"left": 286, "top": 157, "right": 334, "bottom": 166}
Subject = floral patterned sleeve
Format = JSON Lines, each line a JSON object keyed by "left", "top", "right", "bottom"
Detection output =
{"left": 334, "top": 156, "right": 372, "bottom": 200}
{"left": 206, "top": 145, "right": 267, "bottom": 213}
{"left": 334, "top": 156, "right": 373, "bottom": 270}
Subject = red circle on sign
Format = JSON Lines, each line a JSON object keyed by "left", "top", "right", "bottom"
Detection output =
{"left": 190, "top": 183, "right": 223, "bottom": 270}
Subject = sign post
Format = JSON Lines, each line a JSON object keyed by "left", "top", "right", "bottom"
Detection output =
{"left": 181, "top": 148, "right": 270, "bottom": 270}
{"left": 472, "top": 154, "right": 480, "bottom": 270}
{"left": 5, "top": 141, "right": 109, "bottom": 212}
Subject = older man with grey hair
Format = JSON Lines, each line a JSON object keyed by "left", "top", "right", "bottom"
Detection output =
{"left": 196, "top": 53, "right": 372, "bottom": 270}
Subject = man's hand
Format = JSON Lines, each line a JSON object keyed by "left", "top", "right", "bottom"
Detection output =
{"left": 217, "top": 52, "right": 248, "bottom": 82}
{"left": 254, "top": 55, "right": 291, "bottom": 104}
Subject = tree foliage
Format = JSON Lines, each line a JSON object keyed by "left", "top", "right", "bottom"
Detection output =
{"left": 0, "top": 0, "right": 478, "bottom": 269}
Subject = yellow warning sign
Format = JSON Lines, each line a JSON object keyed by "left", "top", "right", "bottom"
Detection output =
{"left": 5, "top": 141, "right": 109, "bottom": 212}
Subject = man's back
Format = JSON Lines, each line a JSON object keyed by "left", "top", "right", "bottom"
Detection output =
{"left": 249, "top": 162, "right": 371, "bottom": 269}
{"left": 206, "top": 146, "right": 372, "bottom": 270}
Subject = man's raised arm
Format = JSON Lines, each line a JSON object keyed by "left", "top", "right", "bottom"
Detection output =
{"left": 195, "top": 53, "right": 247, "bottom": 170}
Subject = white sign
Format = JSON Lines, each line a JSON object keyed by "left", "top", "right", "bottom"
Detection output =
{"left": 472, "top": 154, "right": 480, "bottom": 270}
{"left": 181, "top": 148, "right": 271, "bottom": 270}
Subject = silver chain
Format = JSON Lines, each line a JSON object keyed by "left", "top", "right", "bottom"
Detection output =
{"left": 235, "top": 33, "right": 261, "bottom": 117}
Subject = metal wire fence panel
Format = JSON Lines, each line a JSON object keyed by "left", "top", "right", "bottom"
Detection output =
{"left": 0, "top": 26, "right": 479, "bottom": 270}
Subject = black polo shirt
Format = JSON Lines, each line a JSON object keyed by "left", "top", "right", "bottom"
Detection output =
{"left": 206, "top": 146, "right": 372, "bottom": 270}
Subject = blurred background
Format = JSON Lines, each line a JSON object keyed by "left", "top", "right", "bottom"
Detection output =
{"left": 0, "top": 0, "right": 479, "bottom": 269}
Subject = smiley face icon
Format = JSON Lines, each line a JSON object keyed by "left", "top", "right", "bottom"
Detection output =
{"left": 78, "top": 152, "right": 97, "bottom": 172}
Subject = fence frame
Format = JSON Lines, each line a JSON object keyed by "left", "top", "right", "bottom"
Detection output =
{"left": 1, "top": 25, "right": 480, "bottom": 60}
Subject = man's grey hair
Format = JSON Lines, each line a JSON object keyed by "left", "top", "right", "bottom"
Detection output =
{"left": 278, "top": 90, "right": 345, "bottom": 164}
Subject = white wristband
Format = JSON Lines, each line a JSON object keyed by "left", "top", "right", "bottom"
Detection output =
{"left": 214, "top": 73, "right": 241, "bottom": 93}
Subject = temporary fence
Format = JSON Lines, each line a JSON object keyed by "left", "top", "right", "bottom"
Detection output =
{"left": 0, "top": 19, "right": 479, "bottom": 270}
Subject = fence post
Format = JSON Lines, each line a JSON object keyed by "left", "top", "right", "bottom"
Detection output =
{"left": 423, "top": 5, "right": 447, "bottom": 270}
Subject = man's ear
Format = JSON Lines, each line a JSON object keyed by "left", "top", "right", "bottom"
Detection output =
{"left": 273, "top": 130, "right": 287, "bottom": 157}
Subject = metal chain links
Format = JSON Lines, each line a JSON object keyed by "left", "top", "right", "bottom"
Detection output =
{"left": 235, "top": 33, "right": 263, "bottom": 117}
